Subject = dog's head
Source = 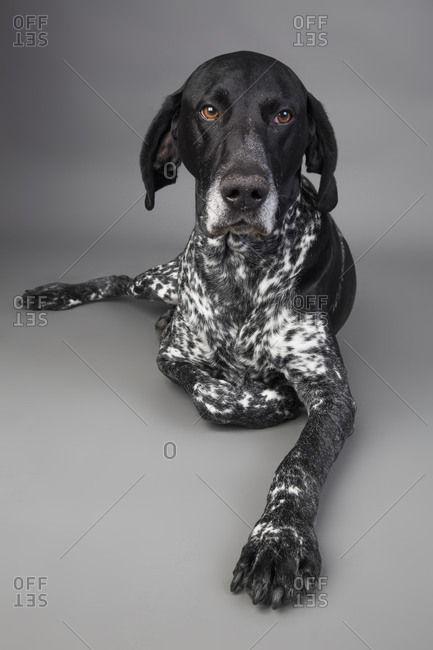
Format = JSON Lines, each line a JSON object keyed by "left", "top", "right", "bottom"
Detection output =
{"left": 140, "top": 51, "right": 338, "bottom": 239}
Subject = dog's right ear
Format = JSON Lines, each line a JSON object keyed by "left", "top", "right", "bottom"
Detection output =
{"left": 304, "top": 92, "right": 338, "bottom": 214}
{"left": 140, "top": 87, "right": 183, "bottom": 210}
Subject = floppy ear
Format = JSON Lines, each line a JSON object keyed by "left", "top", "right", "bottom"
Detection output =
{"left": 304, "top": 92, "right": 338, "bottom": 213}
{"left": 140, "top": 87, "right": 183, "bottom": 210}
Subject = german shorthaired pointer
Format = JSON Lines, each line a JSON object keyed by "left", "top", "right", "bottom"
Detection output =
{"left": 23, "top": 51, "right": 357, "bottom": 609}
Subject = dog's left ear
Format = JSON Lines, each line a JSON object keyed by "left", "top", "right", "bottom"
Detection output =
{"left": 304, "top": 92, "right": 338, "bottom": 213}
{"left": 140, "top": 87, "right": 183, "bottom": 211}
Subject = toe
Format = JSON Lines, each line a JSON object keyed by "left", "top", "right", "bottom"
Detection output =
{"left": 252, "top": 584, "right": 267, "bottom": 605}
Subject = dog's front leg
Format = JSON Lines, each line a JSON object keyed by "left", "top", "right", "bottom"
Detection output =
{"left": 22, "top": 257, "right": 180, "bottom": 310}
{"left": 125, "top": 256, "right": 180, "bottom": 304}
{"left": 231, "top": 339, "right": 356, "bottom": 609}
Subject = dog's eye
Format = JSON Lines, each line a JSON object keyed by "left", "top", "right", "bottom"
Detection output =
{"left": 274, "top": 110, "right": 292, "bottom": 124}
{"left": 200, "top": 105, "right": 219, "bottom": 120}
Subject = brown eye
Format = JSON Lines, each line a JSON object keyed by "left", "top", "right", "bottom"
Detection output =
{"left": 275, "top": 110, "right": 292, "bottom": 124}
{"left": 200, "top": 105, "right": 219, "bottom": 120}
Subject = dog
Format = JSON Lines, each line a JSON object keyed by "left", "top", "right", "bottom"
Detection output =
{"left": 23, "top": 51, "right": 357, "bottom": 609}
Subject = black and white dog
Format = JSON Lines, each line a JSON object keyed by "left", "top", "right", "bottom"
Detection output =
{"left": 23, "top": 51, "right": 357, "bottom": 609}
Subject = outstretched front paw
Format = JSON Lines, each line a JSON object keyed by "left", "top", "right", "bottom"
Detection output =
{"left": 231, "top": 517, "right": 321, "bottom": 609}
{"left": 22, "top": 283, "right": 82, "bottom": 310}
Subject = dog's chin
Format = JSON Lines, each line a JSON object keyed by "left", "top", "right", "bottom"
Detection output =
{"left": 205, "top": 217, "right": 272, "bottom": 240}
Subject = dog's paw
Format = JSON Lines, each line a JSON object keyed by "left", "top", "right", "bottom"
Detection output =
{"left": 22, "top": 283, "right": 82, "bottom": 310}
{"left": 192, "top": 377, "right": 238, "bottom": 422}
{"left": 192, "top": 378, "right": 299, "bottom": 428}
{"left": 231, "top": 518, "right": 321, "bottom": 609}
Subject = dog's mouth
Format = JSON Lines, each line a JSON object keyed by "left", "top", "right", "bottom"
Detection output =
{"left": 203, "top": 208, "right": 275, "bottom": 240}
{"left": 228, "top": 219, "right": 259, "bottom": 235}
{"left": 207, "top": 217, "right": 269, "bottom": 239}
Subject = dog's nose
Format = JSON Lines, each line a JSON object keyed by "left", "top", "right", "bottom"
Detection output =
{"left": 220, "top": 174, "right": 269, "bottom": 210}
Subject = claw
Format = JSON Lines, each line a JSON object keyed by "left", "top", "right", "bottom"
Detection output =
{"left": 271, "top": 586, "right": 285, "bottom": 609}
{"left": 230, "top": 569, "right": 245, "bottom": 593}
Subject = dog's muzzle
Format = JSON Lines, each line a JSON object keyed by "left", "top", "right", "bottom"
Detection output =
{"left": 202, "top": 169, "right": 278, "bottom": 239}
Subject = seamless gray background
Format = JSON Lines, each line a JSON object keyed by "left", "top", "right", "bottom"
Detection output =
{"left": 1, "top": 1, "right": 432, "bottom": 648}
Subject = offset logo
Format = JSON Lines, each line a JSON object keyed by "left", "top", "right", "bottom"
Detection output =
{"left": 13, "top": 577, "right": 48, "bottom": 607}
{"left": 291, "top": 294, "right": 329, "bottom": 325}
{"left": 293, "top": 15, "right": 328, "bottom": 47}
{"left": 13, "top": 296, "right": 48, "bottom": 327}
{"left": 293, "top": 576, "right": 328, "bottom": 607}
{"left": 163, "top": 441, "right": 177, "bottom": 459}
{"left": 13, "top": 15, "right": 48, "bottom": 47}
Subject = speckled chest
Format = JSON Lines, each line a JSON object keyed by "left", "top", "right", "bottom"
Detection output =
{"left": 170, "top": 210, "right": 326, "bottom": 380}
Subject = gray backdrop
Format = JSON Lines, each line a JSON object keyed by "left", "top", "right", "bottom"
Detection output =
{"left": 1, "top": 0, "right": 432, "bottom": 648}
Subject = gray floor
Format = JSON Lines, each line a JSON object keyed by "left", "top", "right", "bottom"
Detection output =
{"left": 2, "top": 1, "right": 432, "bottom": 648}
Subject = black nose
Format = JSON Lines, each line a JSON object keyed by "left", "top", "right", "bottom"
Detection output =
{"left": 220, "top": 173, "right": 270, "bottom": 210}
